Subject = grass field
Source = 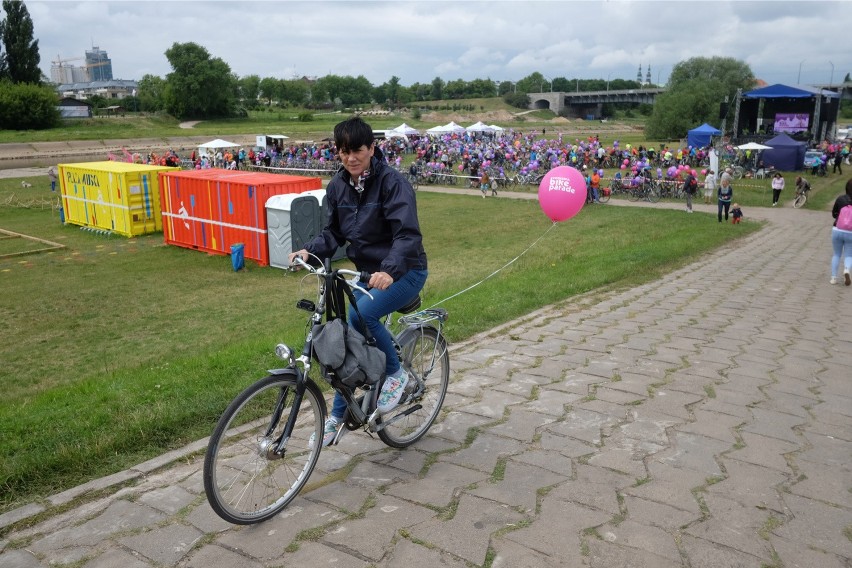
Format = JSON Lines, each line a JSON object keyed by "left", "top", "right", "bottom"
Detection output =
{"left": 0, "top": 97, "right": 649, "bottom": 146}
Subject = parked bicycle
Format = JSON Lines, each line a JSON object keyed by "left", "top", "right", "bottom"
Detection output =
{"left": 627, "top": 178, "right": 660, "bottom": 203}
{"left": 203, "top": 257, "right": 450, "bottom": 524}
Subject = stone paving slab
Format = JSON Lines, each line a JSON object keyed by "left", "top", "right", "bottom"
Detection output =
{"left": 1, "top": 199, "right": 850, "bottom": 567}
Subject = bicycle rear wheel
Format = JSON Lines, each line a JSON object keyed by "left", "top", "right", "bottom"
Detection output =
{"left": 793, "top": 192, "right": 807, "bottom": 209}
{"left": 377, "top": 325, "right": 449, "bottom": 448}
{"left": 204, "top": 372, "right": 326, "bottom": 524}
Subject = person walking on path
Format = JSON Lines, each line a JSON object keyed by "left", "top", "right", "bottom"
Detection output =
{"left": 832, "top": 151, "right": 843, "bottom": 175}
{"left": 718, "top": 174, "right": 733, "bottom": 222}
{"left": 684, "top": 169, "right": 698, "bottom": 213}
{"left": 829, "top": 178, "right": 852, "bottom": 285}
{"left": 771, "top": 172, "right": 785, "bottom": 206}
{"left": 703, "top": 169, "right": 716, "bottom": 204}
{"left": 47, "top": 166, "right": 57, "bottom": 192}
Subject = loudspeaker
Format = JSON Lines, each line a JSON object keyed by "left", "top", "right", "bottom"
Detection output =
{"left": 719, "top": 102, "right": 728, "bottom": 119}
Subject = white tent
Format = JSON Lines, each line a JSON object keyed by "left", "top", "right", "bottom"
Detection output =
{"left": 466, "top": 121, "right": 494, "bottom": 133}
{"left": 488, "top": 124, "right": 505, "bottom": 132}
{"left": 198, "top": 138, "right": 241, "bottom": 150}
{"left": 442, "top": 121, "right": 466, "bottom": 133}
{"left": 391, "top": 123, "right": 420, "bottom": 135}
{"left": 426, "top": 124, "right": 450, "bottom": 135}
{"left": 736, "top": 142, "right": 773, "bottom": 150}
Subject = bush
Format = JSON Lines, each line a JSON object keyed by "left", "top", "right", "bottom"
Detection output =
{"left": 0, "top": 81, "right": 60, "bottom": 130}
{"left": 298, "top": 112, "right": 314, "bottom": 122}
{"left": 503, "top": 92, "right": 530, "bottom": 109}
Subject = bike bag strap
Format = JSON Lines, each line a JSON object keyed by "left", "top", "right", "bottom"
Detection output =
{"left": 331, "top": 274, "right": 378, "bottom": 347}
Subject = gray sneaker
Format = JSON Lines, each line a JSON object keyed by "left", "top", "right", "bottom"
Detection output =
{"left": 308, "top": 417, "right": 343, "bottom": 449}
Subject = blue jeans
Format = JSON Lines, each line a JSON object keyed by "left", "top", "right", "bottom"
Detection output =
{"left": 330, "top": 268, "right": 428, "bottom": 420}
{"left": 831, "top": 228, "right": 852, "bottom": 277}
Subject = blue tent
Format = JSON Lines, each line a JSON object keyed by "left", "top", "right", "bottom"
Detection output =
{"left": 760, "top": 133, "right": 807, "bottom": 171}
{"left": 687, "top": 123, "right": 721, "bottom": 148}
{"left": 743, "top": 83, "right": 840, "bottom": 100}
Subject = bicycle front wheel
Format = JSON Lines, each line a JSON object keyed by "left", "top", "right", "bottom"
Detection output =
{"left": 377, "top": 325, "right": 449, "bottom": 448}
{"left": 793, "top": 193, "right": 807, "bottom": 209}
{"left": 627, "top": 187, "right": 640, "bottom": 202}
{"left": 203, "top": 372, "right": 326, "bottom": 524}
{"left": 647, "top": 186, "right": 660, "bottom": 203}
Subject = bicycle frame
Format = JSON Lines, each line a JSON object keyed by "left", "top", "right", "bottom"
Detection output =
{"left": 276, "top": 258, "right": 447, "bottom": 442}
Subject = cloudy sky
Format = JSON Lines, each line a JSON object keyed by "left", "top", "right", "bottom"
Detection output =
{"left": 22, "top": 1, "right": 852, "bottom": 88}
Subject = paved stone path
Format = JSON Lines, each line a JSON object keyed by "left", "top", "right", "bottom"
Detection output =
{"left": 1, "top": 195, "right": 850, "bottom": 568}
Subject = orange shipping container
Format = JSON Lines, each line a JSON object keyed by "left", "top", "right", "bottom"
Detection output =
{"left": 158, "top": 169, "right": 322, "bottom": 266}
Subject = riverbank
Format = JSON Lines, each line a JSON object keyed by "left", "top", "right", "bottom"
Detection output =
{"left": 0, "top": 135, "right": 258, "bottom": 170}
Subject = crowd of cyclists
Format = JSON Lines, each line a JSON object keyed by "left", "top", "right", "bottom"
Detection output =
{"left": 123, "top": 126, "right": 852, "bottom": 199}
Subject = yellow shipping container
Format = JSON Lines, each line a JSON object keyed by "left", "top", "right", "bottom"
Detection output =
{"left": 59, "top": 161, "right": 179, "bottom": 237}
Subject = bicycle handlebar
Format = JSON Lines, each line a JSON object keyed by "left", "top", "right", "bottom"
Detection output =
{"left": 289, "top": 257, "right": 373, "bottom": 300}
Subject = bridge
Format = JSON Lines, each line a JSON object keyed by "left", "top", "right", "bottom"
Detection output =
{"left": 527, "top": 88, "right": 666, "bottom": 118}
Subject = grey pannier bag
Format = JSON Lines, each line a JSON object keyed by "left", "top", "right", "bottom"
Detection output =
{"left": 312, "top": 318, "right": 386, "bottom": 387}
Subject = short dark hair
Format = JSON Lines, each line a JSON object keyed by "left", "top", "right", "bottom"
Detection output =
{"left": 846, "top": 177, "right": 852, "bottom": 197}
{"left": 334, "top": 117, "right": 374, "bottom": 153}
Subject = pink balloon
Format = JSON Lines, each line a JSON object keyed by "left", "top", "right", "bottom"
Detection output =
{"left": 538, "top": 166, "right": 587, "bottom": 222}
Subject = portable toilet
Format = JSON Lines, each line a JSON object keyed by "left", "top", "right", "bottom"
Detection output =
{"left": 301, "top": 188, "right": 347, "bottom": 262}
{"left": 58, "top": 161, "right": 178, "bottom": 236}
{"left": 265, "top": 193, "right": 322, "bottom": 269}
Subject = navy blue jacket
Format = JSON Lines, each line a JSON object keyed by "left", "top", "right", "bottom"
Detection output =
{"left": 305, "top": 148, "right": 427, "bottom": 280}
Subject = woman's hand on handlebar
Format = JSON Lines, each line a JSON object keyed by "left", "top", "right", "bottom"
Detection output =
{"left": 369, "top": 271, "right": 394, "bottom": 290}
{"left": 288, "top": 249, "right": 310, "bottom": 270}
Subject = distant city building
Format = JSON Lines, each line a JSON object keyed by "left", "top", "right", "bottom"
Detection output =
{"left": 85, "top": 46, "right": 113, "bottom": 81}
{"left": 50, "top": 46, "right": 114, "bottom": 85}
{"left": 51, "top": 46, "right": 133, "bottom": 101}
{"left": 57, "top": 79, "right": 138, "bottom": 101}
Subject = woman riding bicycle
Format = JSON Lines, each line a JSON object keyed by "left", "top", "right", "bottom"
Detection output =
{"left": 289, "top": 117, "right": 428, "bottom": 447}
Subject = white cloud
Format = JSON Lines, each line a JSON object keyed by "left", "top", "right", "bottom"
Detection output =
{"left": 22, "top": 0, "right": 852, "bottom": 87}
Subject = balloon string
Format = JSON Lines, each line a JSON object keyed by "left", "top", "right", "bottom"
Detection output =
{"left": 426, "top": 221, "right": 559, "bottom": 309}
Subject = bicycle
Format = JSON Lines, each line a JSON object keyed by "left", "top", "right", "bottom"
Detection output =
{"left": 203, "top": 257, "right": 450, "bottom": 524}
{"left": 627, "top": 179, "right": 660, "bottom": 203}
{"left": 793, "top": 185, "right": 811, "bottom": 208}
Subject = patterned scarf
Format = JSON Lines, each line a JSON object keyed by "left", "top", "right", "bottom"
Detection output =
{"left": 350, "top": 170, "right": 370, "bottom": 193}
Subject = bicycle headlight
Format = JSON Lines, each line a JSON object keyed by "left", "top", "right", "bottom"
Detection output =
{"left": 274, "top": 344, "right": 293, "bottom": 362}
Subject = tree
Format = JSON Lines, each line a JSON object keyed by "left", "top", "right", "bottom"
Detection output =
{"left": 430, "top": 77, "right": 444, "bottom": 100}
{"left": 137, "top": 74, "right": 167, "bottom": 112}
{"left": 238, "top": 74, "right": 261, "bottom": 108}
{"left": 646, "top": 56, "right": 756, "bottom": 139}
{"left": 258, "top": 76, "right": 279, "bottom": 106}
{"left": 503, "top": 92, "right": 530, "bottom": 109}
{"left": 163, "top": 42, "right": 236, "bottom": 119}
{"left": 279, "top": 79, "right": 309, "bottom": 107}
{"left": 0, "top": 81, "right": 58, "bottom": 129}
{"left": 516, "top": 72, "right": 546, "bottom": 94}
{"left": 444, "top": 78, "right": 467, "bottom": 99}
{"left": 0, "top": 0, "right": 41, "bottom": 84}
